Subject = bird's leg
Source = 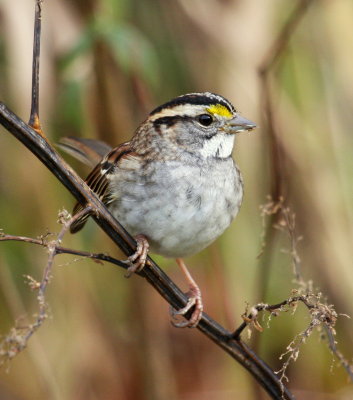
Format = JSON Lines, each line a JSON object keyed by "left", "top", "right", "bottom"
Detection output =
{"left": 124, "top": 234, "right": 150, "bottom": 278}
{"left": 170, "top": 258, "right": 203, "bottom": 328}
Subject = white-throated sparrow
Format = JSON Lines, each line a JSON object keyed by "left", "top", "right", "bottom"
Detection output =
{"left": 64, "top": 92, "right": 256, "bottom": 327}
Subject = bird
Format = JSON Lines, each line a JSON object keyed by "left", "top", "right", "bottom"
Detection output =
{"left": 63, "top": 92, "right": 256, "bottom": 328}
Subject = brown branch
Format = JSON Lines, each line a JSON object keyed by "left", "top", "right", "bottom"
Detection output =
{"left": 0, "top": 1, "right": 302, "bottom": 397}
{"left": 10, "top": 223, "right": 351, "bottom": 383}
{"left": 0, "top": 100, "right": 296, "bottom": 400}
{"left": 28, "top": 0, "right": 43, "bottom": 135}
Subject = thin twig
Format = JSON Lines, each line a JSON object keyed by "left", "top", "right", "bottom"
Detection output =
{"left": 0, "top": 0, "right": 300, "bottom": 396}
{"left": 233, "top": 294, "right": 318, "bottom": 339}
{"left": 231, "top": 292, "right": 344, "bottom": 386}
{"left": 0, "top": 103, "right": 295, "bottom": 400}
{"left": 0, "top": 233, "right": 128, "bottom": 269}
{"left": 257, "top": 0, "right": 353, "bottom": 381}
{"left": 238, "top": 200, "right": 353, "bottom": 384}
{"left": 28, "top": 0, "right": 43, "bottom": 134}
{"left": 38, "top": 207, "right": 92, "bottom": 300}
{"left": 0, "top": 206, "right": 92, "bottom": 362}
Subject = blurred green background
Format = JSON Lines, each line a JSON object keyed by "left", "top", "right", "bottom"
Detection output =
{"left": 0, "top": 0, "right": 353, "bottom": 399}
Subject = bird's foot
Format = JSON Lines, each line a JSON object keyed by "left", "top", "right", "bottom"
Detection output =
{"left": 170, "top": 284, "right": 203, "bottom": 328}
{"left": 124, "top": 234, "right": 149, "bottom": 278}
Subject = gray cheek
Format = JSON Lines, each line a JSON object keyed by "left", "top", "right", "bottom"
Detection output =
{"left": 173, "top": 122, "right": 214, "bottom": 149}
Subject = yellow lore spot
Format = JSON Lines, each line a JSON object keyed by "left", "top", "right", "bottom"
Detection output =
{"left": 206, "top": 104, "right": 233, "bottom": 118}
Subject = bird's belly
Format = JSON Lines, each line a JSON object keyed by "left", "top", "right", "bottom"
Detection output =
{"left": 109, "top": 161, "right": 243, "bottom": 258}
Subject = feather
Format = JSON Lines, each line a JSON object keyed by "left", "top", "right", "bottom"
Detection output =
{"left": 57, "top": 137, "right": 112, "bottom": 167}
{"left": 69, "top": 142, "right": 132, "bottom": 233}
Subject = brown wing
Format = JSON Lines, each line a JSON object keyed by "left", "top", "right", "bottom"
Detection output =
{"left": 70, "top": 142, "right": 132, "bottom": 233}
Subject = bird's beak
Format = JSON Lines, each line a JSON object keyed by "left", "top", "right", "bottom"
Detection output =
{"left": 226, "top": 115, "right": 256, "bottom": 134}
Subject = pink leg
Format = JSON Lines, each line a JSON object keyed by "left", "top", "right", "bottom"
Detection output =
{"left": 124, "top": 234, "right": 149, "bottom": 278}
{"left": 170, "top": 258, "right": 203, "bottom": 328}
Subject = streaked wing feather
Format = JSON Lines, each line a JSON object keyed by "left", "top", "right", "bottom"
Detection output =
{"left": 70, "top": 142, "right": 132, "bottom": 233}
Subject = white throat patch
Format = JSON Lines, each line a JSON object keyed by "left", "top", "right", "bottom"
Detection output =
{"left": 199, "top": 133, "right": 235, "bottom": 158}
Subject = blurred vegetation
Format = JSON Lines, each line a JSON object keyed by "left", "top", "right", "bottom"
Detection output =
{"left": 0, "top": 0, "right": 353, "bottom": 399}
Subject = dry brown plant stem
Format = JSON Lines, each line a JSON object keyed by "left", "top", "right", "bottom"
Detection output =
{"left": 256, "top": 0, "right": 315, "bottom": 307}
{"left": 0, "top": 1, "right": 298, "bottom": 399}
{"left": 0, "top": 207, "right": 92, "bottom": 362}
{"left": 234, "top": 201, "right": 353, "bottom": 383}
{"left": 0, "top": 234, "right": 127, "bottom": 269}
{"left": 28, "top": 0, "right": 43, "bottom": 134}
{"left": 251, "top": 0, "right": 353, "bottom": 389}
{"left": 0, "top": 98, "right": 295, "bottom": 400}
{"left": 249, "top": 7, "right": 315, "bottom": 398}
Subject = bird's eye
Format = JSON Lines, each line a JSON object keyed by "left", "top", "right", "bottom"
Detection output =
{"left": 198, "top": 114, "right": 213, "bottom": 127}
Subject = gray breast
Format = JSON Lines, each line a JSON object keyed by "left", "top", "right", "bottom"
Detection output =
{"left": 108, "top": 158, "right": 243, "bottom": 258}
